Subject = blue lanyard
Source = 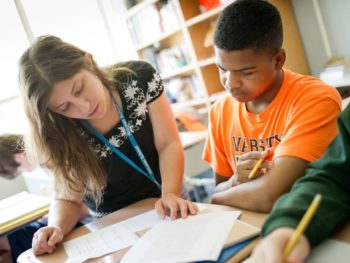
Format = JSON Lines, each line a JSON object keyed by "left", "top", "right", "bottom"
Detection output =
{"left": 81, "top": 88, "right": 161, "bottom": 190}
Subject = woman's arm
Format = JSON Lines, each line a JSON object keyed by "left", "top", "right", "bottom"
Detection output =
{"left": 32, "top": 188, "right": 84, "bottom": 255}
{"left": 48, "top": 198, "right": 84, "bottom": 235}
{"left": 148, "top": 93, "right": 198, "bottom": 219}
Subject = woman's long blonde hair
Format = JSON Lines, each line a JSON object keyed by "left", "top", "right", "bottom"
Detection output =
{"left": 19, "top": 35, "right": 126, "bottom": 205}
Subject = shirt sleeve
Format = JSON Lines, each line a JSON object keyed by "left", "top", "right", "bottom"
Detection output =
{"left": 263, "top": 106, "right": 350, "bottom": 246}
{"left": 275, "top": 89, "right": 341, "bottom": 162}
{"left": 202, "top": 102, "right": 234, "bottom": 177}
{"left": 135, "top": 61, "right": 164, "bottom": 104}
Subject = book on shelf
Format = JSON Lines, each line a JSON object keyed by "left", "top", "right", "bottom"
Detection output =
{"left": 189, "top": 74, "right": 206, "bottom": 99}
{"left": 157, "top": 45, "right": 189, "bottom": 75}
{"left": 141, "top": 43, "right": 190, "bottom": 76}
{"left": 158, "top": 0, "right": 179, "bottom": 33}
{"left": 141, "top": 46, "right": 160, "bottom": 72}
{"left": 126, "top": 0, "right": 180, "bottom": 46}
{"left": 0, "top": 191, "right": 51, "bottom": 234}
{"left": 165, "top": 77, "right": 193, "bottom": 103}
{"left": 164, "top": 74, "right": 205, "bottom": 104}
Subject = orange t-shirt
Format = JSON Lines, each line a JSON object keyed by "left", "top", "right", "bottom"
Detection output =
{"left": 203, "top": 69, "right": 342, "bottom": 177}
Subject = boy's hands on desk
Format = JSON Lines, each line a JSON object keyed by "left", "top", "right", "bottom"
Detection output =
{"left": 155, "top": 193, "right": 199, "bottom": 220}
{"left": 246, "top": 227, "right": 310, "bottom": 263}
{"left": 32, "top": 226, "right": 63, "bottom": 256}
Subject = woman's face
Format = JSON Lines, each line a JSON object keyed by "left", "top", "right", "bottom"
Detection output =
{"left": 47, "top": 69, "right": 110, "bottom": 120}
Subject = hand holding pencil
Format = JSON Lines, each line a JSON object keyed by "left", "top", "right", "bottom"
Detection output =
{"left": 245, "top": 194, "right": 321, "bottom": 263}
{"left": 248, "top": 148, "right": 274, "bottom": 179}
{"left": 229, "top": 148, "right": 274, "bottom": 187}
{"left": 283, "top": 194, "right": 322, "bottom": 259}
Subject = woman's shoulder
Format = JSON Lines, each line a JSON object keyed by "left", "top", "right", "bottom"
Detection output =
{"left": 110, "top": 60, "right": 163, "bottom": 102}
{"left": 112, "top": 60, "right": 156, "bottom": 76}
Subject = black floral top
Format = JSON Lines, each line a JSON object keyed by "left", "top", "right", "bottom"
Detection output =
{"left": 78, "top": 61, "right": 163, "bottom": 217}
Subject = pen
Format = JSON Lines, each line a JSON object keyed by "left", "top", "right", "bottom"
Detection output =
{"left": 283, "top": 194, "right": 322, "bottom": 259}
{"left": 248, "top": 148, "right": 273, "bottom": 179}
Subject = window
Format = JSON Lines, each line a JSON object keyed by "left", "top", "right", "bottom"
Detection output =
{"left": 0, "top": 0, "right": 29, "bottom": 100}
{"left": 21, "top": 0, "right": 117, "bottom": 66}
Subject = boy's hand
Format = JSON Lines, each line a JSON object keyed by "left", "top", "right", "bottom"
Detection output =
{"left": 233, "top": 150, "right": 273, "bottom": 184}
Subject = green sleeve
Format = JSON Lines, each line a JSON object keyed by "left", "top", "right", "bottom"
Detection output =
{"left": 262, "top": 105, "right": 350, "bottom": 246}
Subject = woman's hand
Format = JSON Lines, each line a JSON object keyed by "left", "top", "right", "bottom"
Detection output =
{"left": 246, "top": 227, "right": 310, "bottom": 263}
{"left": 32, "top": 226, "right": 63, "bottom": 256}
{"left": 155, "top": 193, "right": 199, "bottom": 220}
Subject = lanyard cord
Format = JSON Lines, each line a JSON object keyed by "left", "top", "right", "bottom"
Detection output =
{"left": 81, "top": 88, "right": 161, "bottom": 190}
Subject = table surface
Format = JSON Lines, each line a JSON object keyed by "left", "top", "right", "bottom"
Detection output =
{"left": 18, "top": 198, "right": 350, "bottom": 263}
{"left": 18, "top": 198, "right": 267, "bottom": 263}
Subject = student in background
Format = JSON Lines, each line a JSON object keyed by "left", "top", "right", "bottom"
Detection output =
{"left": 0, "top": 134, "right": 27, "bottom": 263}
{"left": 18, "top": 35, "right": 197, "bottom": 257}
{"left": 0, "top": 134, "right": 32, "bottom": 179}
{"left": 203, "top": 0, "right": 341, "bottom": 212}
{"left": 0, "top": 134, "right": 54, "bottom": 263}
{"left": 0, "top": 134, "right": 51, "bottom": 195}
{"left": 247, "top": 105, "right": 350, "bottom": 263}
{"left": 0, "top": 136, "right": 89, "bottom": 262}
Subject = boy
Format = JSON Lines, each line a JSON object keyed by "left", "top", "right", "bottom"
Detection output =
{"left": 203, "top": 0, "right": 341, "bottom": 212}
{"left": 0, "top": 134, "right": 88, "bottom": 262}
{"left": 248, "top": 104, "right": 350, "bottom": 263}
{"left": 0, "top": 134, "right": 31, "bottom": 179}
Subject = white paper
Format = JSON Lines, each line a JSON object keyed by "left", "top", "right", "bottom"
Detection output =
{"left": 306, "top": 239, "right": 350, "bottom": 263}
{"left": 64, "top": 210, "right": 172, "bottom": 262}
{"left": 121, "top": 211, "right": 241, "bottom": 263}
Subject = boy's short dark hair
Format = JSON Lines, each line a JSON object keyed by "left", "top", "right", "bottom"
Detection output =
{"left": 0, "top": 134, "right": 24, "bottom": 179}
{"left": 214, "top": 0, "right": 283, "bottom": 53}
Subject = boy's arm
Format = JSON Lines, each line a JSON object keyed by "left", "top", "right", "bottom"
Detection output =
{"left": 210, "top": 156, "right": 309, "bottom": 212}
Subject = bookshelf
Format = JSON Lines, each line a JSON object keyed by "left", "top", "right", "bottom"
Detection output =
{"left": 123, "top": 0, "right": 309, "bottom": 114}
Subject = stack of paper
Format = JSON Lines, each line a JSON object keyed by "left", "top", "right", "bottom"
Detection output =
{"left": 63, "top": 210, "right": 173, "bottom": 262}
{"left": 63, "top": 209, "right": 242, "bottom": 262}
{"left": 121, "top": 211, "right": 240, "bottom": 263}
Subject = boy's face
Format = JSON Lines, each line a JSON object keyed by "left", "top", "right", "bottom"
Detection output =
{"left": 14, "top": 152, "right": 34, "bottom": 173}
{"left": 215, "top": 47, "right": 284, "bottom": 103}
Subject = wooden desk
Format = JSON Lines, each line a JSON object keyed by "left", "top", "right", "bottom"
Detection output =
{"left": 18, "top": 198, "right": 266, "bottom": 263}
{"left": 18, "top": 198, "right": 350, "bottom": 263}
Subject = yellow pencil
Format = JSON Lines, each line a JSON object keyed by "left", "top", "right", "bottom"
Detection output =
{"left": 248, "top": 148, "right": 273, "bottom": 179}
{"left": 283, "top": 194, "right": 322, "bottom": 259}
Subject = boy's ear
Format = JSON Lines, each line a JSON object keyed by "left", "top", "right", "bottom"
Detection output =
{"left": 13, "top": 152, "right": 25, "bottom": 165}
{"left": 275, "top": 48, "right": 286, "bottom": 69}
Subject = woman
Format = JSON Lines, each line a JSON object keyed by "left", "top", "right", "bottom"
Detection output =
{"left": 18, "top": 35, "right": 197, "bottom": 256}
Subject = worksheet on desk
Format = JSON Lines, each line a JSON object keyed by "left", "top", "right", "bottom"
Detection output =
{"left": 63, "top": 204, "right": 229, "bottom": 262}
{"left": 63, "top": 209, "right": 171, "bottom": 262}
{"left": 121, "top": 211, "right": 241, "bottom": 263}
